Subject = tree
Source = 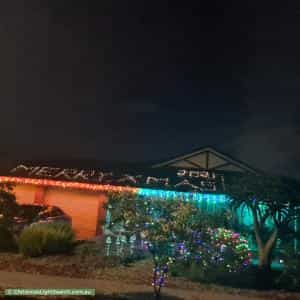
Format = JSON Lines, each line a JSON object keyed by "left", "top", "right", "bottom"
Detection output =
{"left": 0, "top": 183, "right": 17, "bottom": 228}
{"left": 104, "top": 192, "right": 207, "bottom": 300}
{"left": 226, "top": 174, "right": 300, "bottom": 272}
{"left": 0, "top": 183, "right": 49, "bottom": 232}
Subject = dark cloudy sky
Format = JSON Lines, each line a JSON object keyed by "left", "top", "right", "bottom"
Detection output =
{"left": 0, "top": 1, "right": 300, "bottom": 178}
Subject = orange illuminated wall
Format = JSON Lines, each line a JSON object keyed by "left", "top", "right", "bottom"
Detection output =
{"left": 13, "top": 184, "right": 108, "bottom": 240}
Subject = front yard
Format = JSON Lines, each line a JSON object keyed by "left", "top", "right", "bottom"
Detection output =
{"left": 0, "top": 252, "right": 299, "bottom": 300}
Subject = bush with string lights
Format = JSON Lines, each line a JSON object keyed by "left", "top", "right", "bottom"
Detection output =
{"left": 104, "top": 192, "right": 250, "bottom": 299}
{"left": 171, "top": 227, "right": 251, "bottom": 282}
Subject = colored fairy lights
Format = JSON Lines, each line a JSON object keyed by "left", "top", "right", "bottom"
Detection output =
{"left": 0, "top": 176, "right": 228, "bottom": 201}
{"left": 174, "top": 228, "right": 252, "bottom": 273}
{"left": 0, "top": 176, "right": 138, "bottom": 193}
{"left": 0, "top": 176, "right": 230, "bottom": 213}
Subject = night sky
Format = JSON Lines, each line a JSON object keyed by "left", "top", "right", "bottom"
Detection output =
{"left": 0, "top": 1, "right": 300, "bottom": 178}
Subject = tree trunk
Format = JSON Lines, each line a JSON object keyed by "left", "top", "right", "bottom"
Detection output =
{"left": 258, "top": 247, "right": 272, "bottom": 271}
{"left": 251, "top": 207, "right": 278, "bottom": 271}
{"left": 155, "top": 290, "right": 161, "bottom": 300}
{"left": 257, "top": 229, "right": 278, "bottom": 271}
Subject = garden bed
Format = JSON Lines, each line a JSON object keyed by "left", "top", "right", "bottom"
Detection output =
{"left": 0, "top": 252, "right": 152, "bottom": 284}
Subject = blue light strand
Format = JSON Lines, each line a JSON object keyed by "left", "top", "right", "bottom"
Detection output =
{"left": 138, "top": 188, "right": 228, "bottom": 206}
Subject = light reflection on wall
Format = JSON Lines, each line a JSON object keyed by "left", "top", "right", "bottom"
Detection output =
{"left": 138, "top": 188, "right": 228, "bottom": 212}
{"left": 138, "top": 188, "right": 255, "bottom": 226}
{"left": 138, "top": 187, "right": 259, "bottom": 251}
{"left": 0, "top": 175, "right": 257, "bottom": 230}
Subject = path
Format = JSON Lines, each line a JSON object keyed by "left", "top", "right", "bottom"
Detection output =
{"left": 0, "top": 270, "right": 292, "bottom": 300}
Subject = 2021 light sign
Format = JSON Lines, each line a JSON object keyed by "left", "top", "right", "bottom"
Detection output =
{"left": 176, "top": 169, "right": 216, "bottom": 179}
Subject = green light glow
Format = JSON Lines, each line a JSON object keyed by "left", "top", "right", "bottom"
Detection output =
{"left": 137, "top": 188, "right": 265, "bottom": 229}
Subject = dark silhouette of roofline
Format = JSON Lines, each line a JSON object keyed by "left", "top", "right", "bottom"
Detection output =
{"left": 151, "top": 145, "right": 263, "bottom": 174}
{"left": 0, "top": 145, "right": 265, "bottom": 175}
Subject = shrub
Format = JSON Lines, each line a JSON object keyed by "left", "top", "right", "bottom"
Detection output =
{"left": 174, "top": 228, "right": 251, "bottom": 273}
{"left": 0, "top": 225, "right": 17, "bottom": 252}
{"left": 170, "top": 228, "right": 252, "bottom": 288}
{"left": 74, "top": 240, "right": 104, "bottom": 258}
{"left": 120, "top": 248, "right": 147, "bottom": 266}
{"left": 19, "top": 223, "right": 75, "bottom": 257}
{"left": 276, "top": 248, "right": 300, "bottom": 291}
{"left": 18, "top": 226, "right": 44, "bottom": 257}
{"left": 43, "top": 223, "right": 75, "bottom": 254}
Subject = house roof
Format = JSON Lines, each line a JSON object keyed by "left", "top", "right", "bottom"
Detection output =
{"left": 152, "top": 146, "right": 260, "bottom": 174}
{"left": 0, "top": 147, "right": 262, "bottom": 194}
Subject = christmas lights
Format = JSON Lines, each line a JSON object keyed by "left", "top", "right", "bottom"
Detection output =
{"left": 9, "top": 164, "right": 223, "bottom": 192}
{"left": 0, "top": 176, "right": 229, "bottom": 204}
{"left": 0, "top": 176, "right": 138, "bottom": 193}
{"left": 138, "top": 188, "right": 228, "bottom": 205}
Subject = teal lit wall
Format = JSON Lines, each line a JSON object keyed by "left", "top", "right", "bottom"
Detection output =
{"left": 138, "top": 188, "right": 228, "bottom": 212}
{"left": 137, "top": 188, "right": 260, "bottom": 252}
{"left": 138, "top": 188, "right": 263, "bottom": 231}
{"left": 137, "top": 187, "right": 300, "bottom": 259}
{"left": 138, "top": 188, "right": 299, "bottom": 253}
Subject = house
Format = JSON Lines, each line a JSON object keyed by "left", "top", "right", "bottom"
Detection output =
{"left": 0, "top": 147, "right": 258, "bottom": 240}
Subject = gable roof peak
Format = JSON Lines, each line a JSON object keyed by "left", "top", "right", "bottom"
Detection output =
{"left": 152, "top": 146, "right": 259, "bottom": 174}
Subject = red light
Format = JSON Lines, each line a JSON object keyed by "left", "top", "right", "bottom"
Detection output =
{"left": 0, "top": 176, "right": 137, "bottom": 193}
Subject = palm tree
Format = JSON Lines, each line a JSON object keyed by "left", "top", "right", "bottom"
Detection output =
{"left": 226, "top": 174, "right": 300, "bottom": 272}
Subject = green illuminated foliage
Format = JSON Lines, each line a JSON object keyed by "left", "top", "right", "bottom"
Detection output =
{"left": 226, "top": 174, "right": 300, "bottom": 272}
{"left": 104, "top": 192, "right": 232, "bottom": 299}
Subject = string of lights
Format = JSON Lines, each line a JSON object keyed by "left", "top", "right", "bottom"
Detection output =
{"left": 0, "top": 176, "right": 229, "bottom": 206}
{"left": 0, "top": 176, "right": 138, "bottom": 193}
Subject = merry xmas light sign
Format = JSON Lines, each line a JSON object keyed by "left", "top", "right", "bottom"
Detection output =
{"left": 9, "top": 164, "right": 225, "bottom": 193}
